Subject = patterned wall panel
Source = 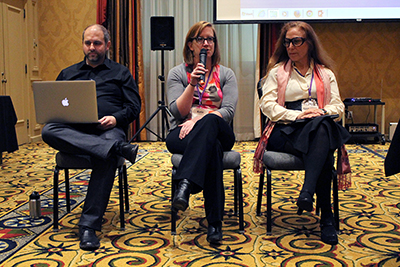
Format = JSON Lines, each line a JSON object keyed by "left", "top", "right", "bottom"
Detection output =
{"left": 38, "top": 0, "right": 96, "bottom": 81}
{"left": 313, "top": 22, "right": 400, "bottom": 129}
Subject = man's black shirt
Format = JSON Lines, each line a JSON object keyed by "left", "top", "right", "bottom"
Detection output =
{"left": 56, "top": 58, "right": 141, "bottom": 130}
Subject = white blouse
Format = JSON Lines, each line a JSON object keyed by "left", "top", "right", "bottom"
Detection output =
{"left": 259, "top": 62, "right": 344, "bottom": 123}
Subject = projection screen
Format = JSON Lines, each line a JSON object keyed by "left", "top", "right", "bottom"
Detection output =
{"left": 214, "top": 0, "right": 400, "bottom": 24}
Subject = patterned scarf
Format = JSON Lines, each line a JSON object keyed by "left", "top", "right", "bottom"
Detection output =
{"left": 253, "top": 60, "right": 351, "bottom": 190}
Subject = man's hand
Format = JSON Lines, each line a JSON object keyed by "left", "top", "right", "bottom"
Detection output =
{"left": 98, "top": 116, "right": 117, "bottom": 130}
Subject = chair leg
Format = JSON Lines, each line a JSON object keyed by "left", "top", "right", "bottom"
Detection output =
{"left": 53, "top": 166, "right": 60, "bottom": 231}
{"left": 171, "top": 167, "right": 177, "bottom": 235}
{"left": 332, "top": 171, "right": 339, "bottom": 232}
{"left": 123, "top": 163, "right": 130, "bottom": 213}
{"left": 233, "top": 169, "right": 238, "bottom": 216}
{"left": 266, "top": 168, "right": 272, "bottom": 235}
{"left": 235, "top": 167, "right": 244, "bottom": 233}
{"left": 334, "top": 148, "right": 342, "bottom": 232}
{"left": 65, "top": 169, "right": 70, "bottom": 213}
{"left": 118, "top": 166, "right": 125, "bottom": 230}
{"left": 256, "top": 167, "right": 265, "bottom": 216}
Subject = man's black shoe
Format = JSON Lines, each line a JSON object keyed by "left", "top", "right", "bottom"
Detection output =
{"left": 207, "top": 222, "right": 222, "bottom": 244}
{"left": 172, "top": 179, "right": 192, "bottom": 211}
{"left": 79, "top": 226, "right": 100, "bottom": 251}
{"left": 115, "top": 142, "right": 138, "bottom": 164}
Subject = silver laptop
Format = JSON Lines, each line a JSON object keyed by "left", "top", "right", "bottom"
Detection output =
{"left": 33, "top": 80, "right": 99, "bottom": 124}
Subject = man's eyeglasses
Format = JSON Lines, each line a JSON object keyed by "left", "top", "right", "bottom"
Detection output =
{"left": 283, "top": 37, "right": 306, "bottom": 48}
{"left": 193, "top": 36, "right": 215, "bottom": 45}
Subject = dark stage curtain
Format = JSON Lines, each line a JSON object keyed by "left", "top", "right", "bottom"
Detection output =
{"left": 97, "top": 0, "right": 108, "bottom": 26}
{"left": 97, "top": 0, "right": 146, "bottom": 141}
{"left": 259, "top": 23, "right": 282, "bottom": 79}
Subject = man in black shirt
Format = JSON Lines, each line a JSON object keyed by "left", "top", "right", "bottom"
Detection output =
{"left": 42, "top": 24, "right": 141, "bottom": 251}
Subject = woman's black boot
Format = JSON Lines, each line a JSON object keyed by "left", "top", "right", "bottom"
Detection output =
{"left": 296, "top": 189, "right": 314, "bottom": 215}
{"left": 320, "top": 213, "right": 338, "bottom": 245}
{"left": 172, "top": 179, "right": 192, "bottom": 211}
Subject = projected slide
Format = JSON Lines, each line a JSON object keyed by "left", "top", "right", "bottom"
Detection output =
{"left": 241, "top": 0, "right": 397, "bottom": 9}
{"left": 240, "top": 0, "right": 400, "bottom": 21}
{"left": 214, "top": 0, "right": 400, "bottom": 23}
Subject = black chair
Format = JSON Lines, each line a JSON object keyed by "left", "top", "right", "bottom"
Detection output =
{"left": 256, "top": 79, "right": 340, "bottom": 234}
{"left": 257, "top": 79, "right": 267, "bottom": 132}
{"left": 170, "top": 150, "right": 244, "bottom": 235}
{"left": 53, "top": 152, "right": 130, "bottom": 231}
{"left": 256, "top": 151, "right": 340, "bottom": 234}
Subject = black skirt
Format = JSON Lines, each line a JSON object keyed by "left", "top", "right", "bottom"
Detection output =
{"left": 267, "top": 116, "right": 351, "bottom": 154}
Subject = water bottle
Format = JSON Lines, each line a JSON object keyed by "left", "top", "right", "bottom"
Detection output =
{"left": 29, "top": 191, "right": 41, "bottom": 219}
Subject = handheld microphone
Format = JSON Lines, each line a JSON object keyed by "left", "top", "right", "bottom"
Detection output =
{"left": 199, "top": 48, "right": 207, "bottom": 82}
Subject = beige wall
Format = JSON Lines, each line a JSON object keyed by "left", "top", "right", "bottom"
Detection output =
{"left": 38, "top": 0, "right": 96, "bottom": 81}
{"left": 37, "top": 1, "right": 400, "bottom": 135}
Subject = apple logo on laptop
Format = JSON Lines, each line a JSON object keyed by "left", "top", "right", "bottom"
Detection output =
{"left": 61, "top": 98, "right": 69, "bottom": 107}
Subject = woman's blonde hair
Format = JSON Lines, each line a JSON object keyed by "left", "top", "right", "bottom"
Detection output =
{"left": 183, "top": 21, "right": 221, "bottom": 67}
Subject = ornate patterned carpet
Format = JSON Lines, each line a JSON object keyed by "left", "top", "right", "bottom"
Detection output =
{"left": 0, "top": 141, "right": 398, "bottom": 266}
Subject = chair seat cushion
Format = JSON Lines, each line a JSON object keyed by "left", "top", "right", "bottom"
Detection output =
{"left": 171, "top": 150, "right": 241, "bottom": 169}
{"left": 56, "top": 152, "right": 125, "bottom": 169}
{"left": 263, "top": 151, "right": 304, "bottom": 170}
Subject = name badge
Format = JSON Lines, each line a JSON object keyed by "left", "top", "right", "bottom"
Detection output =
{"left": 191, "top": 106, "right": 209, "bottom": 119}
{"left": 301, "top": 98, "right": 318, "bottom": 111}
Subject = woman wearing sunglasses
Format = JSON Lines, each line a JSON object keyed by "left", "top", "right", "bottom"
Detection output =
{"left": 255, "top": 21, "right": 351, "bottom": 245}
{"left": 166, "top": 21, "right": 238, "bottom": 244}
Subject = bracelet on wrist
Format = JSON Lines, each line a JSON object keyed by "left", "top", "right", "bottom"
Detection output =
{"left": 189, "top": 82, "right": 197, "bottom": 87}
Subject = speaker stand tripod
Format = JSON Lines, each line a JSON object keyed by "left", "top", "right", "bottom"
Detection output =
{"left": 129, "top": 50, "right": 171, "bottom": 143}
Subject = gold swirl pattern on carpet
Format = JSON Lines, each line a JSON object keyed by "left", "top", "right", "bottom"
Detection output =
{"left": 0, "top": 141, "right": 398, "bottom": 266}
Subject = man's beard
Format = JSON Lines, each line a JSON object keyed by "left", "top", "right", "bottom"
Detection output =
{"left": 85, "top": 51, "right": 105, "bottom": 65}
